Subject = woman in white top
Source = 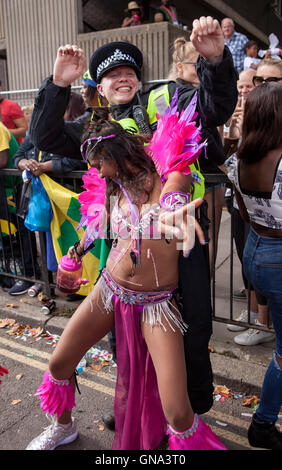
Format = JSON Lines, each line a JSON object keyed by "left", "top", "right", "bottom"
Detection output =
{"left": 226, "top": 82, "right": 282, "bottom": 450}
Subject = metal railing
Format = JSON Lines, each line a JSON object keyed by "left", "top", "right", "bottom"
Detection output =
{"left": 0, "top": 168, "right": 272, "bottom": 332}
{"left": 0, "top": 169, "right": 85, "bottom": 298}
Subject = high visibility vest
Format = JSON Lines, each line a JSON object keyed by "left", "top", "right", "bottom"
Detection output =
{"left": 115, "top": 85, "right": 205, "bottom": 199}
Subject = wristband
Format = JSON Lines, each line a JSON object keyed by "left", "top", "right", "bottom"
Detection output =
{"left": 160, "top": 192, "right": 190, "bottom": 211}
{"left": 73, "top": 241, "right": 83, "bottom": 257}
{"left": 73, "top": 241, "right": 95, "bottom": 258}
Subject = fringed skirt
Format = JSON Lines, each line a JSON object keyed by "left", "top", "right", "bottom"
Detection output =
{"left": 92, "top": 268, "right": 188, "bottom": 450}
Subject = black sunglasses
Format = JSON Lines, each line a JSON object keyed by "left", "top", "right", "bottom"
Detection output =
{"left": 252, "top": 76, "right": 282, "bottom": 86}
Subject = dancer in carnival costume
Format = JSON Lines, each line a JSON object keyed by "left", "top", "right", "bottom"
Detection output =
{"left": 29, "top": 18, "right": 238, "bottom": 428}
{"left": 27, "top": 97, "right": 226, "bottom": 450}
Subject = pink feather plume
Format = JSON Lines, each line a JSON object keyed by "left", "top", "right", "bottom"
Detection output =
{"left": 77, "top": 167, "right": 107, "bottom": 248}
{"left": 147, "top": 91, "right": 206, "bottom": 180}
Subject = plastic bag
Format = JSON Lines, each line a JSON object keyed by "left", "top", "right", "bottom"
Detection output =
{"left": 24, "top": 176, "right": 52, "bottom": 232}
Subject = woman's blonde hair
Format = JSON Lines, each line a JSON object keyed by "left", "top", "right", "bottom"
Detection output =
{"left": 22, "top": 104, "right": 34, "bottom": 113}
{"left": 168, "top": 37, "right": 197, "bottom": 80}
{"left": 257, "top": 58, "right": 282, "bottom": 75}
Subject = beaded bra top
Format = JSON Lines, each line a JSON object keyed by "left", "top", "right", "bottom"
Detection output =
{"left": 111, "top": 197, "right": 161, "bottom": 240}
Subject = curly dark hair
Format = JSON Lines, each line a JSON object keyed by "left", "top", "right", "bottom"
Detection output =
{"left": 82, "top": 107, "right": 155, "bottom": 211}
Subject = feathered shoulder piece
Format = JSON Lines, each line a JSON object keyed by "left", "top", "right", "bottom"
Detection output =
{"left": 77, "top": 167, "right": 107, "bottom": 250}
{"left": 147, "top": 90, "right": 206, "bottom": 181}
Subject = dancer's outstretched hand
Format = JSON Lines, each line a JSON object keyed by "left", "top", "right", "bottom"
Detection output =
{"left": 158, "top": 198, "right": 206, "bottom": 257}
{"left": 53, "top": 45, "right": 86, "bottom": 87}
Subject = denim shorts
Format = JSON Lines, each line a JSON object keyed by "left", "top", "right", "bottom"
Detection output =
{"left": 243, "top": 227, "right": 282, "bottom": 357}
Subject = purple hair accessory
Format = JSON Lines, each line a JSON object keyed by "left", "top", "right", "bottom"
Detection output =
{"left": 76, "top": 213, "right": 88, "bottom": 231}
{"left": 80, "top": 134, "right": 116, "bottom": 161}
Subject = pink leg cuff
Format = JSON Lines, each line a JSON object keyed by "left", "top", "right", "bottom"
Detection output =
{"left": 167, "top": 414, "right": 227, "bottom": 450}
{"left": 35, "top": 371, "right": 76, "bottom": 418}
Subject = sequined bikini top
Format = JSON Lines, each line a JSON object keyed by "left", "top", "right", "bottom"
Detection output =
{"left": 111, "top": 198, "right": 161, "bottom": 239}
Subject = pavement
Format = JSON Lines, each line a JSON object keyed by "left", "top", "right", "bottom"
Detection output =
{"left": 0, "top": 209, "right": 275, "bottom": 398}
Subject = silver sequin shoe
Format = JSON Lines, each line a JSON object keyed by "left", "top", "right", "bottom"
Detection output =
{"left": 25, "top": 415, "right": 78, "bottom": 450}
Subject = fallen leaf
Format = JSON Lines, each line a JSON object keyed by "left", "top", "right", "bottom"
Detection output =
{"left": 90, "top": 364, "right": 102, "bottom": 371}
{"left": 38, "top": 292, "right": 50, "bottom": 303}
{"left": 98, "top": 425, "right": 104, "bottom": 431}
{"left": 16, "top": 374, "right": 24, "bottom": 381}
{"left": 0, "top": 318, "right": 16, "bottom": 328}
{"left": 208, "top": 344, "right": 215, "bottom": 353}
{"left": 242, "top": 396, "right": 260, "bottom": 407}
{"left": 8, "top": 324, "right": 26, "bottom": 336}
{"left": 214, "top": 385, "right": 231, "bottom": 397}
{"left": 11, "top": 399, "right": 22, "bottom": 405}
{"left": 100, "top": 360, "right": 110, "bottom": 367}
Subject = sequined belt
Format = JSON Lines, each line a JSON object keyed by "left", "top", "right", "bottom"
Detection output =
{"left": 101, "top": 269, "right": 175, "bottom": 305}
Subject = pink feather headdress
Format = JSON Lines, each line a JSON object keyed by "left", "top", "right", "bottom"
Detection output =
{"left": 147, "top": 91, "right": 206, "bottom": 181}
{"left": 77, "top": 167, "right": 107, "bottom": 250}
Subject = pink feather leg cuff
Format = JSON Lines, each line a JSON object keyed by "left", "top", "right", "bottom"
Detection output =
{"left": 35, "top": 371, "right": 76, "bottom": 418}
{"left": 167, "top": 414, "right": 227, "bottom": 450}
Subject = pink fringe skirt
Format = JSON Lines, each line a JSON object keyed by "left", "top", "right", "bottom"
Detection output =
{"left": 93, "top": 269, "right": 188, "bottom": 450}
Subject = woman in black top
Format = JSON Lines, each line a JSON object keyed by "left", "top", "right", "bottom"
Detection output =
{"left": 168, "top": 37, "right": 227, "bottom": 276}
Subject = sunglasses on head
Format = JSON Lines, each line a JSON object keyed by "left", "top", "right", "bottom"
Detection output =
{"left": 182, "top": 61, "right": 197, "bottom": 68}
{"left": 252, "top": 76, "right": 282, "bottom": 86}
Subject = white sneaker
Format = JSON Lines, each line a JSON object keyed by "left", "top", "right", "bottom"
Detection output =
{"left": 227, "top": 310, "right": 257, "bottom": 332}
{"left": 234, "top": 321, "right": 275, "bottom": 346}
{"left": 25, "top": 415, "right": 78, "bottom": 450}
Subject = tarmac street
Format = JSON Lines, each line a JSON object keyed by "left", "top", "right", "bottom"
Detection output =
{"left": 0, "top": 210, "right": 278, "bottom": 452}
{"left": 0, "top": 327, "right": 260, "bottom": 451}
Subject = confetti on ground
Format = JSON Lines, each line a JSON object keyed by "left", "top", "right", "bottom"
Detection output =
{"left": 87, "top": 346, "right": 113, "bottom": 362}
{"left": 0, "top": 318, "right": 116, "bottom": 370}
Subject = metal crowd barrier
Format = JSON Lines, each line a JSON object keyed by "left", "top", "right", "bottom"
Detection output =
{"left": 0, "top": 169, "right": 272, "bottom": 332}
